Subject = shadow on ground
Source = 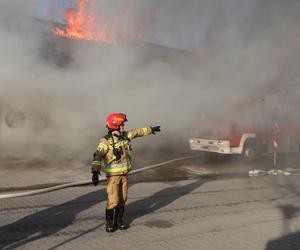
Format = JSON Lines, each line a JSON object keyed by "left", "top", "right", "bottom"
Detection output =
{"left": 266, "top": 230, "right": 300, "bottom": 250}
{"left": 266, "top": 179, "right": 300, "bottom": 250}
{"left": 0, "top": 189, "right": 106, "bottom": 250}
{"left": 126, "top": 180, "right": 204, "bottom": 225}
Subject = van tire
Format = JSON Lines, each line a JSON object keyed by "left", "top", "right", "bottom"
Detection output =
{"left": 242, "top": 140, "right": 258, "bottom": 163}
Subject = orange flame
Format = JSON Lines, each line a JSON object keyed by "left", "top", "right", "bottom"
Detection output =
{"left": 52, "top": 0, "right": 152, "bottom": 44}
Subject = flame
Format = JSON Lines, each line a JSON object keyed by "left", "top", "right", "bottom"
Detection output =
{"left": 52, "top": 0, "right": 152, "bottom": 44}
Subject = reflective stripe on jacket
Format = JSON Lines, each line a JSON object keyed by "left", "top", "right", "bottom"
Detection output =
{"left": 105, "top": 162, "right": 132, "bottom": 174}
{"left": 92, "top": 127, "right": 152, "bottom": 176}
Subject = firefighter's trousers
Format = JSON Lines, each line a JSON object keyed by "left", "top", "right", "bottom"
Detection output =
{"left": 106, "top": 175, "right": 128, "bottom": 209}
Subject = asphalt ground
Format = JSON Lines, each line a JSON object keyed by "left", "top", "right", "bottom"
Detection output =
{"left": 1, "top": 174, "right": 300, "bottom": 249}
{"left": 1, "top": 154, "right": 300, "bottom": 249}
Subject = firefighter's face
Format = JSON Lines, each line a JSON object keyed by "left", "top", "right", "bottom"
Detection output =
{"left": 120, "top": 124, "right": 125, "bottom": 132}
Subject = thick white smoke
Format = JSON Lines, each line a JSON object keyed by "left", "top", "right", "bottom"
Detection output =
{"left": 1, "top": 0, "right": 300, "bottom": 165}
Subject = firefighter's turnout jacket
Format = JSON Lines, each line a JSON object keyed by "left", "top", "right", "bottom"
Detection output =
{"left": 92, "top": 127, "right": 152, "bottom": 176}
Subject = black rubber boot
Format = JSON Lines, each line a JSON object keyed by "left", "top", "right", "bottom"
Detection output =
{"left": 117, "top": 205, "right": 129, "bottom": 230}
{"left": 105, "top": 209, "right": 117, "bottom": 233}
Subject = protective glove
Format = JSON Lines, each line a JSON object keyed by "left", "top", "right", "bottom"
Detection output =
{"left": 92, "top": 171, "right": 100, "bottom": 186}
{"left": 151, "top": 126, "right": 161, "bottom": 134}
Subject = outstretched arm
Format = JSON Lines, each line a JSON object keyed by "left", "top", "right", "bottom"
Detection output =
{"left": 127, "top": 126, "right": 160, "bottom": 140}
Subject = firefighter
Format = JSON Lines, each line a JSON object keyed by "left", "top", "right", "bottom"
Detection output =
{"left": 91, "top": 113, "right": 161, "bottom": 232}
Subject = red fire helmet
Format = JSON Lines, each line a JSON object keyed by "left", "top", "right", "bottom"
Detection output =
{"left": 106, "top": 113, "right": 127, "bottom": 130}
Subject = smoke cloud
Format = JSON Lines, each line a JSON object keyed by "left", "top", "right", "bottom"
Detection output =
{"left": 1, "top": 0, "right": 300, "bottom": 165}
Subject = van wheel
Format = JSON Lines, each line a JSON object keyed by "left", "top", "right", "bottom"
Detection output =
{"left": 4, "top": 110, "right": 26, "bottom": 128}
{"left": 242, "top": 142, "right": 257, "bottom": 162}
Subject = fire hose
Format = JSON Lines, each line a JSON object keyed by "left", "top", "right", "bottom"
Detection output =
{"left": 0, "top": 156, "right": 197, "bottom": 199}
